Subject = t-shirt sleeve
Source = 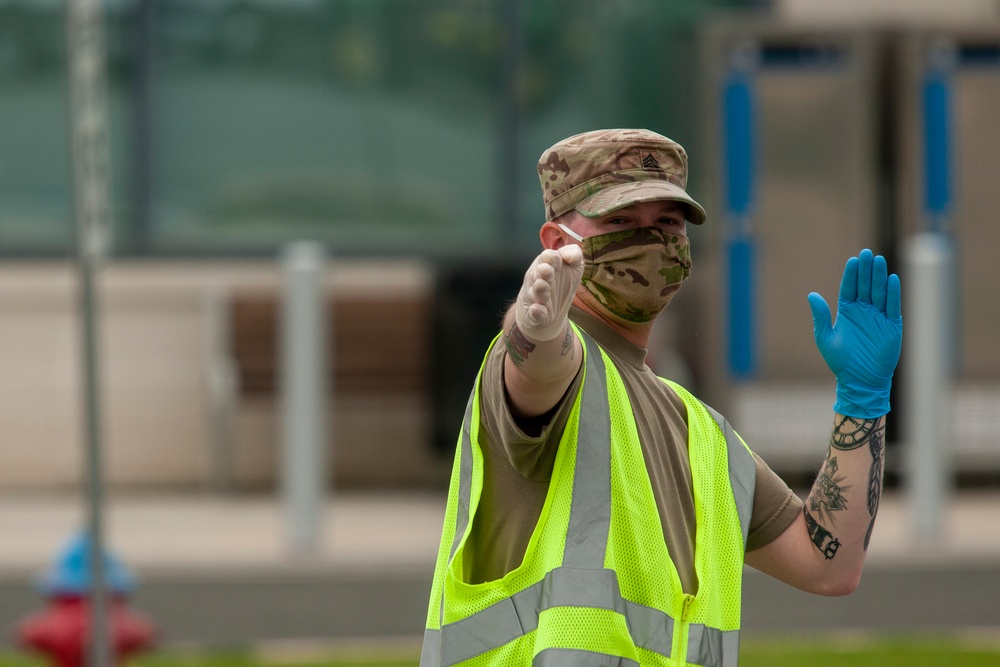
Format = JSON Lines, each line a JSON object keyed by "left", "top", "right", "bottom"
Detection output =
{"left": 746, "top": 451, "right": 804, "bottom": 552}
{"left": 479, "top": 339, "right": 584, "bottom": 482}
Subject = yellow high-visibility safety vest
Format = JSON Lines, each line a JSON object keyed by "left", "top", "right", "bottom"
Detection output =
{"left": 421, "top": 327, "right": 756, "bottom": 667}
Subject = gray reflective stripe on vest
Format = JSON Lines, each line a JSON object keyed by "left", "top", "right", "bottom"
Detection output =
{"left": 438, "top": 567, "right": 672, "bottom": 665}
{"left": 449, "top": 390, "right": 476, "bottom": 562}
{"left": 436, "top": 391, "right": 477, "bottom": 635}
{"left": 563, "top": 332, "right": 612, "bottom": 569}
{"left": 421, "top": 628, "right": 441, "bottom": 667}
{"left": 534, "top": 649, "right": 640, "bottom": 667}
{"left": 687, "top": 625, "right": 740, "bottom": 667}
{"left": 702, "top": 402, "right": 757, "bottom": 547}
{"left": 434, "top": 604, "right": 726, "bottom": 667}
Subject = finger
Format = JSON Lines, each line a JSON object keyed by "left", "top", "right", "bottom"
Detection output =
{"left": 839, "top": 256, "right": 859, "bottom": 303}
{"left": 886, "top": 273, "right": 901, "bottom": 321}
{"left": 525, "top": 302, "right": 548, "bottom": 325}
{"left": 524, "top": 254, "right": 546, "bottom": 286}
{"left": 534, "top": 260, "right": 554, "bottom": 283}
{"left": 533, "top": 276, "right": 554, "bottom": 304}
{"left": 807, "top": 292, "right": 833, "bottom": 341}
{"left": 537, "top": 248, "right": 560, "bottom": 268}
{"left": 871, "top": 254, "right": 888, "bottom": 311}
{"left": 856, "top": 249, "right": 873, "bottom": 303}
{"left": 559, "top": 244, "right": 583, "bottom": 267}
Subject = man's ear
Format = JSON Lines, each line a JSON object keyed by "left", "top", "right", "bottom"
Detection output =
{"left": 540, "top": 221, "right": 565, "bottom": 250}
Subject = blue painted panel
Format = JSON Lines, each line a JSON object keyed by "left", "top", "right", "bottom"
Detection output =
{"left": 957, "top": 43, "right": 1000, "bottom": 67}
{"left": 759, "top": 43, "right": 845, "bottom": 69}
{"left": 922, "top": 72, "right": 952, "bottom": 222}
{"left": 723, "top": 75, "right": 754, "bottom": 217}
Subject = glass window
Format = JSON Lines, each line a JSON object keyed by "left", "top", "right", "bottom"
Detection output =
{"left": 0, "top": 0, "right": 752, "bottom": 258}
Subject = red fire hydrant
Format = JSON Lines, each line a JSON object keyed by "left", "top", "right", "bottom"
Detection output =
{"left": 15, "top": 532, "right": 156, "bottom": 667}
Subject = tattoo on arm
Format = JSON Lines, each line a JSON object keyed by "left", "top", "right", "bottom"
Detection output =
{"left": 804, "top": 508, "right": 841, "bottom": 560}
{"left": 864, "top": 425, "right": 886, "bottom": 550}
{"left": 808, "top": 452, "right": 849, "bottom": 526}
{"left": 560, "top": 328, "right": 574, "bottom": 358}
{"left": 831, "top": 416, "right": 880, "bottom": 450}
{"left": 504, "top": 323, "right": 536, "bottom": 367}
{"left": 822, "top": 415, "right": 886, "bottom": 551}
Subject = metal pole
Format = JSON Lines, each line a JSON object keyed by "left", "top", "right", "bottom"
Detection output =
{"left": 66, "top": 0, "right": 112, "bottom": 665}
{"left": 903, "top": 232, "right": 953, "bottom": 541}
{"left": 280, "top": 242, "right": 329, "bottom": 555}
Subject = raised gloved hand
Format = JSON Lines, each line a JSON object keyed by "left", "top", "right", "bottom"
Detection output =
{"left": 514, "top": 245, "right": 584, "bottom": 341}
{"left": 807, "top": 249, "right": 903, "bottom": 418}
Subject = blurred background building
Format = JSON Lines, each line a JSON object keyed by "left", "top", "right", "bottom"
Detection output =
{"left": 1, "top": 0, "right": 1000, "bottom": 494}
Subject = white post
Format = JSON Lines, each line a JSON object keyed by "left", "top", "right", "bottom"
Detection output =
{"left": 203, "top": 286, "right": 237, "bottom": 493}
{"left": 903, "top": 232, "right": 953, "bottom": 541}
{"left": 280, "top": 242, "right": 329, "bottom": 555}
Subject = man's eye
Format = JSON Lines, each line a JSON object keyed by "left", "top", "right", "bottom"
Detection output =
{"left": 607, "top": 218, "right": 628, "bottom": 225}
{"left": 660, "top": 217, "right": 684, "bottom": 226}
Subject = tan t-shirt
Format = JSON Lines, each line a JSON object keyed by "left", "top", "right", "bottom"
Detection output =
{"left": 464, "top": 307, "right": 803, "bottom": 592}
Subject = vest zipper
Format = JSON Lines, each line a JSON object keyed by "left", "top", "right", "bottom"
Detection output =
{"left": 681, "top": 594, "right": 694, "bottom": 621}
{"left": 673, "top": 593, "right": 695, "bottom": 666}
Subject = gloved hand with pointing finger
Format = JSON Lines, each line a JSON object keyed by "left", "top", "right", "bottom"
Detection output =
{"left": 808, "top": 249, "right": 903, "bottom": 419}
{"left": 515, "top": 245, "right": 585, "bottom": 341}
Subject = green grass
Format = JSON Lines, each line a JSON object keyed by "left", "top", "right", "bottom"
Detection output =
{"left": 0, "top": 654, "right": 413, "bottom": 667}
{"left": 4, "top": 635, "right": 1000, "bottom": 666}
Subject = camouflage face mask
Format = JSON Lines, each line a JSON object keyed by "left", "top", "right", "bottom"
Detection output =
{"left": 559, "top": 224, "right": 692, "bottom": 324}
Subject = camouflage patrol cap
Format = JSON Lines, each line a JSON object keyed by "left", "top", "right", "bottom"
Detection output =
{"left": 537, "top": 129, "right": 707, "bottom": 224}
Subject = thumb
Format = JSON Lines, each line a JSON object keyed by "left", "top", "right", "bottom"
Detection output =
{"left": 558, "top": 243, "right": 583, "bottom": 268}
{"left": 807, "top": 292, "right": 833, "bottom": 343}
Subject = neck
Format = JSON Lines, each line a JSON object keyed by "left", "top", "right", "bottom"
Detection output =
{"left": 573, "top": 294, "right": 654, "bottom": 349}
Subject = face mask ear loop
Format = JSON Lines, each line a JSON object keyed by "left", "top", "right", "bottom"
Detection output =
{"left": 557, "top": 223, "right": 585, "bottom": 242}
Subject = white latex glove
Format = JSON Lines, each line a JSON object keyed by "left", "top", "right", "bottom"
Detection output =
{"left": 514, "top": 245, "right": 584, "bottom": 341}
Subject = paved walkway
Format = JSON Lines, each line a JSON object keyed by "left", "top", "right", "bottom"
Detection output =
{"left": 0, "top": 491, "right": 445, "bottom": 575}
{"left": 2, "top": 489, "right": 999, "bottom": 575}
{"left": 2, "top": 489, "right": 1000, "bottom": 644}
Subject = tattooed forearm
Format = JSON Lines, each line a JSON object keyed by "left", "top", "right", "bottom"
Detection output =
{"left": 560, "top": 328, "right": 574, "bottom": 358}
{"left": 799, "top": 414, "right": 887, "bottom": 571}
{"left": 804, "top": 508, "right": 841, "bottom": 560}
{"left": 864, "top": 425, "right": 886, "bottom": 550}
{"left": 504, "top": 324, "right": 536, "bottom": 367}
{"left": 832, "top": 415, "right": 881, "bottom": 450}
{"left": 809, "top": 452, "right": 849, "bottom": 526}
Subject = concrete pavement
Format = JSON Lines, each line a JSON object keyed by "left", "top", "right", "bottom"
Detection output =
{"left": 1, "top": 489, "right": 999, "bottom": 648}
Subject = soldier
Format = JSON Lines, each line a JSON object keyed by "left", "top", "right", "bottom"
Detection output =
{"left": 421, "top": 129, "right": 902, "bottom": 666}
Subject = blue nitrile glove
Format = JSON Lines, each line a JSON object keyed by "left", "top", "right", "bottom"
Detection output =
{"left": 807, "top": 249, "right": 903, "bottom": 418}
